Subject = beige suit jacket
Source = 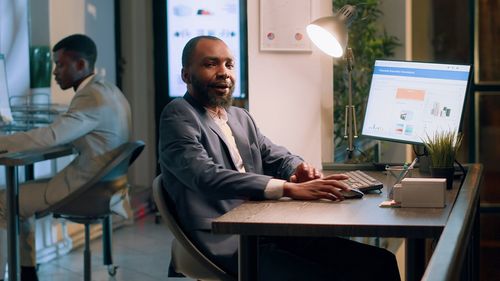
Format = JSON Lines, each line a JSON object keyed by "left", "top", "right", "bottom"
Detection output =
{"left": 0, "top": 75, "right": 131, "bottom": 205}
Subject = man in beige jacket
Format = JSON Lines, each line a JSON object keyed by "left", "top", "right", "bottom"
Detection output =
{"left": 0, "top": 34, "right": 131, "bottom": 281}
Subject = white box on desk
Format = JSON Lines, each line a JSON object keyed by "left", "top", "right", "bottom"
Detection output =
{"left": 400, "top": 178, "right": 446, "bottom": 208}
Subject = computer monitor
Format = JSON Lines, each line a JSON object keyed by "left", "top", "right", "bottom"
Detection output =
{"left": 0, "top": 54, "right": 13, "bottom": 124}
{"left": 361, "top": 60, "right": 471, "bottom": 145}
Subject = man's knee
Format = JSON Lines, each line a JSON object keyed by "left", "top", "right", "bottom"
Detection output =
{"left": 371, "top": 247, "right": 401, "bottom": 281}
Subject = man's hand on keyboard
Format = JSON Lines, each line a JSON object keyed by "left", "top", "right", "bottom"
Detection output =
{"left": 290, "top": 162, "right": 323, "bottom": 183}
{"left": 284, "top": 174, "right": 350, "bottom": 201}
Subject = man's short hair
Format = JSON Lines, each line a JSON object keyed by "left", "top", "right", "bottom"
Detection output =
{"left": 182, "top": 36, "right": 223, "bottom": 68}
{"left": 53, "top": 34, "right": 97, "bottom": 68}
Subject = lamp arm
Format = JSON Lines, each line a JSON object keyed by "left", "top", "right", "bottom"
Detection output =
{"left": 344, "top": 47, "right": 358, "bottom": 159}
{"left": 346, "top": 48, "right": 354, "bottom": 71}
{"left": 347, "top": 48, "right": 358, "bottom": 138}
{"left": 352, "top": 106, "right": 358, "bottom": 138}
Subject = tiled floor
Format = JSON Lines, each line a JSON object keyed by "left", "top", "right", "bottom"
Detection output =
{"left": 38, "top": 214, "right": 195, "bottom": 281}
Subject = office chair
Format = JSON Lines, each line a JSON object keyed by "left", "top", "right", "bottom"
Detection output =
{"left": 36, "top": 141, "right": 145, "bottom": 281}
{"left": 152, "top": 175, "right": 236, "bottom": 281}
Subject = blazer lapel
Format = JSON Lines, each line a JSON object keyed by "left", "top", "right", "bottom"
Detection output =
{"left": 184, "top": 94, "right": 238, "bottom": 169}
{"left": 205, "top": 114, "right": 232, "bottom": 151}
{"left": 227, "top": 111, "right": 255, "bottom": 172}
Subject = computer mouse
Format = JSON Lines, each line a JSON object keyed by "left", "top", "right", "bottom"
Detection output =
{"left": 339, "top": 188, "right": 364, "bottom": 199}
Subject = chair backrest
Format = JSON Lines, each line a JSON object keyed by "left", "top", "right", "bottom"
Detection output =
{"left": 152, "top": 175, "right": 236, "bottom": 281}
{"left": 36, "top": 141, "right": 145, "bottom": 218}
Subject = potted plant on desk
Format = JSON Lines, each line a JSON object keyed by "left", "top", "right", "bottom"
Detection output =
{"left": 422, "top": 130, "right": 462, "bottom": 189}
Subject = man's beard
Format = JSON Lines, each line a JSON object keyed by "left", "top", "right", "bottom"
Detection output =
{"left": 207, "top": 90, "right": 233, "bottom": 109}
{"left": 192, "top": 76, "right": 234, "bottom": 108}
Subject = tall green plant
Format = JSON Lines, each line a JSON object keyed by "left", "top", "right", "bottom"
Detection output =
{"left": 333, "top": 0, "right": 400, "bottom": 163}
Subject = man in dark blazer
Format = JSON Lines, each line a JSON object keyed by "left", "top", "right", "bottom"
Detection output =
{"left": 159, "top": 36, "right": 400, "bottom": 281}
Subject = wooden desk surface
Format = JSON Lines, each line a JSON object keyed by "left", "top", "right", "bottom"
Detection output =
{"left": 213, "top": 170, "right": 460, "bottom": 239}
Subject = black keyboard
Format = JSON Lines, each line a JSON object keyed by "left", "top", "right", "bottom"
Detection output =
{"left": 343, "top": 170, "right": 383, "bottom": 192}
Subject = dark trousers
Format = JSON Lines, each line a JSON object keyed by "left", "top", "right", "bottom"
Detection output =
{"left": 257, "top": 236, "right": 401, "bottom": 281}
{"left": 183, "top": 230, "right": 401, "bottom": 281}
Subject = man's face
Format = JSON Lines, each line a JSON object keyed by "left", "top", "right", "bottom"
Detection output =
{"left": 182, "top": 39, "right": 236, "bottom": 108}
{"left": 52, "top": 49, "right": 82, "bottom": 90}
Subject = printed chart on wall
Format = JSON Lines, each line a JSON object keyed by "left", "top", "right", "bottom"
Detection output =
{"left": 362, "top": 60, "right": 471, "bottom": 144}
{"left": 167, "top": 0, "right": 242, "bottom": 97}
{"left": 260, "top": 0, "right": 311, "bottom": 51}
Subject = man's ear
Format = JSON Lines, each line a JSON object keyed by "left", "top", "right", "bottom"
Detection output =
{"left": 181, "top": 68, "right": 191, "bottom": 84}
{"left": 76, "top": 58, "right": 88, "bottom": 71}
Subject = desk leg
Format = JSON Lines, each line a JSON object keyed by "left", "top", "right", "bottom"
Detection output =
{"left": 25, "top": 164, "right": 34, "bottom": 181}
{"left": 239, "top": 235, "right": 258, "bottom": 281}
{"left": 102, "top": 216, "right": 113, "bottom": 266}
{"left": 406, "top": 238, "right": 425, "bottom": 281}
{"left": 5, "top": 166, "right": 20, "bottom": 281}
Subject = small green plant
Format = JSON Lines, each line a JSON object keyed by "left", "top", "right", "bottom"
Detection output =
{"left": 422, "top": 131, "right": 463, "bottom": 168}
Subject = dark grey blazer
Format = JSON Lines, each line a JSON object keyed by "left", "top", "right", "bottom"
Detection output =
{"left": 159, "top": 93, "right": 303, "bottom": 273}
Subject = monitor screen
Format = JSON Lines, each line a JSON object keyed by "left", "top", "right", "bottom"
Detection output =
{"left": 166, "top": 0, "right": 245, "bottom": 98}
{"left": 0, "top": 54, "right": 13, "bottom": 124}
{"left": 361, "top": 60, "right": 471, "bottom": 145}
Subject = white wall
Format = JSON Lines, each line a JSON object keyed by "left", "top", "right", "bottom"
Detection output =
{"left": 0, "top": 0, "right": 30, "bottom": 97}
{"left": 119, "top": 0, "right": 156, "bottom": 188}
{"left": 248, "top": 0, "right": 333, "bottom": 168}
{"left": 48, "top": 0, "right": 116, "bottom": 105}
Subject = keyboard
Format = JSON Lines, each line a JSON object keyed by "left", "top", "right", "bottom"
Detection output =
{"left": 342, "top": 170, "right": 383, "bottom": 192}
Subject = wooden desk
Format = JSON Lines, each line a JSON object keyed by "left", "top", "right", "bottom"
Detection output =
{"left": 213, "top": 165, "right": 482, "bottom": 281}
{"left": 0, "top": 145, "right": 75, "bottom": 281}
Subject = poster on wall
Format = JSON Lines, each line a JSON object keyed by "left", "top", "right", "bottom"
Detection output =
{"left": 260, "top": 0, "right": 311, "bottom": 52}
{"left": 167, "top": 0, "right": 243, "bottom": 98}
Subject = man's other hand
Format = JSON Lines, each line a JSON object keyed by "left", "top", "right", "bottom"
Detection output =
{"left": 289, "top": 162, "right": 322, "bottom": 183}
{"left": 283, "top": 174, "right": 350, "bottom": 201}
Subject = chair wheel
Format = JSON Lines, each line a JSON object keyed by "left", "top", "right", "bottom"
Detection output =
{"left": 108, "top": 265, "right": 118, "bottom": 276}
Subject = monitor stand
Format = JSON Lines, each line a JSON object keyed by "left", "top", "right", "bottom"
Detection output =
{"left": 413, "top": 144, "right": 431, "bottom": 173}
{"left": 370, "top": 144, "right": 430, "bottom": 173}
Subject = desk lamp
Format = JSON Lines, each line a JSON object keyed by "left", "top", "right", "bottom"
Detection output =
{"left": 306, "top": 5, "right": 357, "bottom": 159}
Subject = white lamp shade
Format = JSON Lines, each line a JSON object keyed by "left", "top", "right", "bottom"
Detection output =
{"left": 306, "top": 16, "right": 348, "bottom": 58}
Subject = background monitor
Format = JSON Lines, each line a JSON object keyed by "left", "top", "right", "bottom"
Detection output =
{"left": 166, "top": 0, "right": 246, "bottom": 98}
{"left": 0, "top": 54, "right": 13, "bottom": 124}
{"left": 361, "top": 60, "right": 471, "bottom": 145}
